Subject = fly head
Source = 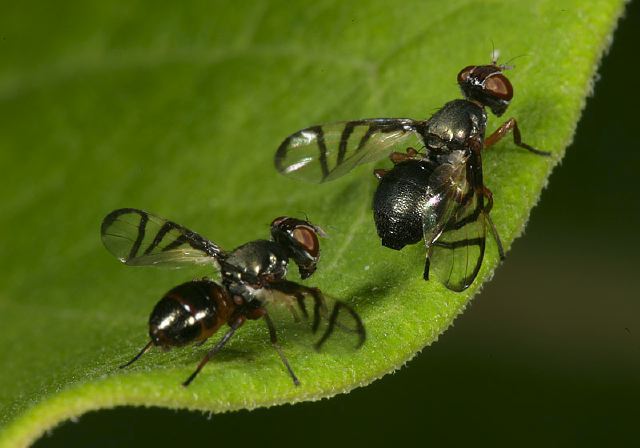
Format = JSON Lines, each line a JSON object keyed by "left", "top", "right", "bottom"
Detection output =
{"left": 270, "top": 216, "right": 324, "bottom": 279}
{"left": 457, "top": 64, "right": 513, "bottom": 116}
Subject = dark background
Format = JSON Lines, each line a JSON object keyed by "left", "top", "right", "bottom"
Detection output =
{"left": 35, "top": 3, "right": 639, "bottom": 447}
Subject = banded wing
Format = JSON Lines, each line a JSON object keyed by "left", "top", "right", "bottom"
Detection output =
{"left": 275, "top": 118, "right": 425, "bottom": 183}
{"left": 262, "top": 280, "right": 366, "bottom": 350}
{"left": 422, "top": 152, "right": 485, "bottom": 291}
{"left": 101, "top": 208, "right": 225, "bottom": 268}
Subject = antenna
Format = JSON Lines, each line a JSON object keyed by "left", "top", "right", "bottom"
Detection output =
{"left": 490, "top": 39, "right": 500, "bottom": 65}
{"left": 501, "top": 53, "right": 527, "bottom": 70}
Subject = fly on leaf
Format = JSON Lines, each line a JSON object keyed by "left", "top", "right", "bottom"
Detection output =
{"left": 275, "top": 59, "right": 551, "bottom": 291}
{"left": 101, "top": 208, "right": 366, "bottom": 386}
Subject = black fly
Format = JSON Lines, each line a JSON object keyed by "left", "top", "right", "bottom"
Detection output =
{"left": 275, "top": 60, "right": 551, "bottom": 291}
{"left": 101, "top": 208, "right": 365, "bottom": 386}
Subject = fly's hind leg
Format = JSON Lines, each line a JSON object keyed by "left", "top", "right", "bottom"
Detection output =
{"left": 423, "top": 256, "right": 431, "bottom": 281}
{"left": 119, "top": 340, "right": 153, "bottom": 369}
{"left": 182, "top": 316, "right": 245, "bottom": 387}
{"left": 481, "top": 186, "right": 505, "bottom": 260}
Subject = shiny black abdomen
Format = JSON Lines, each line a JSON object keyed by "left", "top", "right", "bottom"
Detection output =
{"left": 149, "top": 280, "right": 227, "bottom": 347}
{"left": 373, "top": 160, "right": 438, "bottom": 250}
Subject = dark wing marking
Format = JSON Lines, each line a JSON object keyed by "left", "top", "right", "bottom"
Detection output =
{"left": 426, "top": 190, "right": 486, "bottom": 292}
{"left": 101, "top": 208, "right": 225, "bottom": 268}
{"left": 262, "top": 280, "right": 366, "bottom": 349}
{"left": 275, "top": 118, "right": 425, "bottom": 183}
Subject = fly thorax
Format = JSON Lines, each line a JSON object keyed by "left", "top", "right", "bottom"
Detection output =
{"left": 425, "top": 99, "right": 487, "bottom": 145}
{"left": 226, "top": 240, "right": 288, "bottom": 281}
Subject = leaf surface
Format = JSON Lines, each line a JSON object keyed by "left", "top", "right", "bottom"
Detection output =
{"left": 0, "top": 1, "right": 627, "bottom": 446}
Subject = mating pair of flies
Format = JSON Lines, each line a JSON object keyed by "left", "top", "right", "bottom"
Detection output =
{"left": 102, "top": 58, "right": 550, "bottom": 387}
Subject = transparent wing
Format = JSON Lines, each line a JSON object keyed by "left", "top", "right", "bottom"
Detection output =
{"left": 426, "top": 191, "right": 486, "bottom": 292}
{"left": 422, "top": 152, "right": 471, "bottom": 247}
{"left": 101, "top": 208, "right": 225, "bottom": 268}
{"left": 275, "top": 118, "right": 425, "bottom": 183}
{"left": 422, "top": 152, "right": 485, "bottom": 292}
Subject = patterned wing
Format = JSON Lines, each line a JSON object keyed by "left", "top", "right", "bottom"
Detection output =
{"left": 101, "top": 208, "right": 225, "bottom": 268}
{"left": 261, "top": 281, "right": 366, "bottom": 350}
{"left": 422, "top": 151, "right": 485, "bottom": 291}
{"left": 275, "top": 118, "right": 425, "bottom": 183}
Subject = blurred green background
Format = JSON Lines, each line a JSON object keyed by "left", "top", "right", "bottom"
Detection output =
{"left": 24, "top": 1, "right": 639, "bottom": 447}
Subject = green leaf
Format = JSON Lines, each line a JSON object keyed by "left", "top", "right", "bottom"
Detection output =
{"left": 0, "top": 0, "right": 627, "bottom": 445}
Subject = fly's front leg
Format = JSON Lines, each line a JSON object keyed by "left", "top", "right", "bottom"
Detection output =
{"left": 485, "top": 118, "right": 551, "bottom": 156}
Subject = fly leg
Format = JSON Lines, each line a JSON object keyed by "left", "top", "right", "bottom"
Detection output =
{"left": 182, "top": 316, "right": 245, "bottom": 387}
{"left": 484, "top": 118, "right": 551, "bottom": 156}
{"left": 374, "top": 147, "right": 420, "bottom": 179}
{"left": 481, "top": 186, "right": 505, "bottom": 260}
{"left": 389, "top": 146, "right": 421, "bottom": 164}
{"left": 373, "top": 168, "right": 389, "bottom": 180}
{"left": 119, "top": 340, "right": 153, "bottom": 369}
{"left": 264, "top": 312, "right": 300, "bottom": 386}
{"left": 423, "top": 257, "right": 432, "bottom": 281}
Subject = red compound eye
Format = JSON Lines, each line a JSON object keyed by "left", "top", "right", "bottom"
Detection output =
{"left": 292, "top": 225, "right": 319, "bottom": 258}
{"left": 484, "top": 74, "right": 513, "bottom": 101}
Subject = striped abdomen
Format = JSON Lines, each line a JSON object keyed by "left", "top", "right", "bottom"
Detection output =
{"left": 149, "top": 280, "right": 234, "bottom": 347}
